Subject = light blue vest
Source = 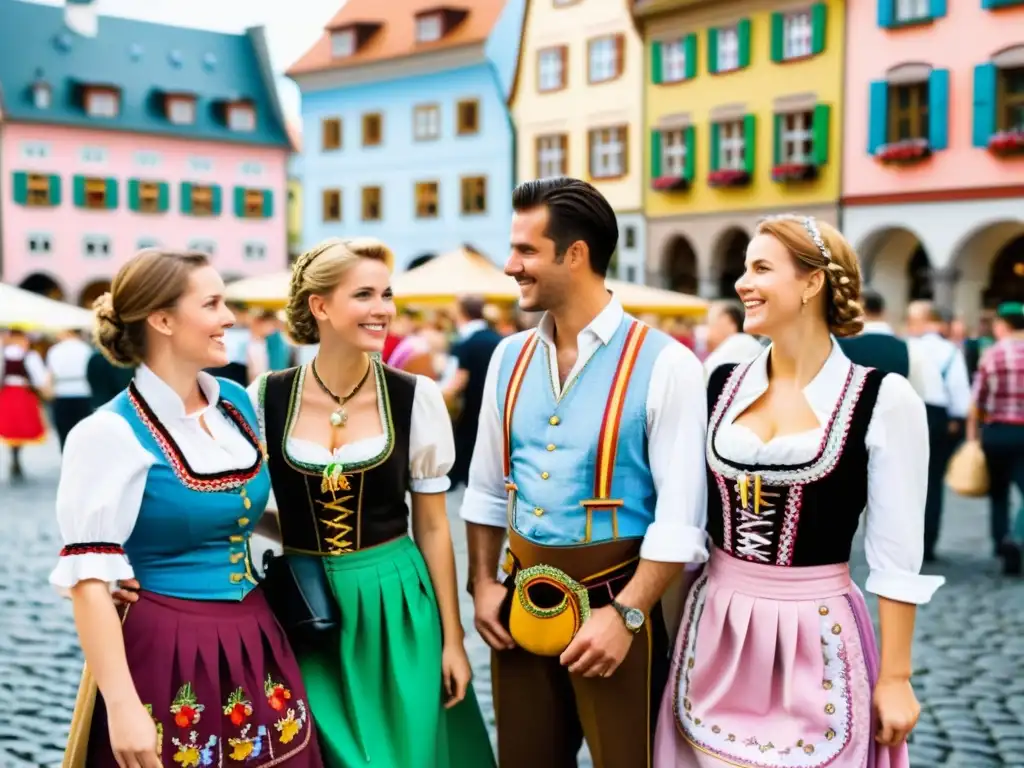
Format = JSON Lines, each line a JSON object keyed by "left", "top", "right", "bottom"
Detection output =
{"left": 105, "top": 378, "right": 270, "bottom": 601}
{"left": 496, "top": 316, "right": 670, "bottom": 547}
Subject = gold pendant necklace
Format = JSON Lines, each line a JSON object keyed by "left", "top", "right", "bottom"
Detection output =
{"left": 310, "top": 356, "right": 372, "bottom": 428}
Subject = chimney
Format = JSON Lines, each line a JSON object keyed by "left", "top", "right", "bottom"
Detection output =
{"left": 65, "top": 0, "right": 98, "bottom": 38}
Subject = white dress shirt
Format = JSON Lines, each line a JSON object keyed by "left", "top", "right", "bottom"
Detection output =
{"left": 714, "top": 342, "right": 944, "bottom": 604}
{"left": 46, "top": 338, "right": 93, "bottom": 399}
{"left": 703, "top": 332, "right": 765, "bottom": 382}
{"left": 861, "top": 321, "right": 947, "bottom": 408}
{"left": 247, "top": 367, "right": 455, "bottom": 496}
{"left": 914, "top": 331, "right": 972, "bottom": 418}
{"left": 460, "top": 297, "right": 709, "bottom": 564}
{"left": 49, "top": 365, "right": 259, "bottom": 593}
{"left": 1, "top": 345, "right": 48, "bottom": 388}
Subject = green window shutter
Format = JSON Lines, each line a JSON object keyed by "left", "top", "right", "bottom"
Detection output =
{"left": 812, "top": 104, "right": 831, "bottom": 165}
{"left": 770, "top": 13, "right": 784, "bottom": 62}
{"left": 973, "top": 63, "right": 997, "bottom": 147}
{"left": 878, "top": 0, "right": 894, "bottom": 27}
{"left": 74, "top": 175, "right": 86, "bottom": 207}
{"left": 929, "top": 0, "right": 947, "bottom": 17}
{"left": 211, "top": 185, "right": 222, "bottom": 215}
{"left": 651, "top": 42, "right": 663, "bottom": 84}
{"left": 738, "top": 19, "right": 751, "bottom": 69}
{"left": 128, "top": 179, "right": 140, "bottom": 212}
{"left": 49, "top": 174, "right": 61, "bottom": 205}
{"left": 262, "top": 189, "right": 273, "bottom": 218}
{"left": 928, "top": 68, "right": 950, "bottom": 151}
{"left": 773, "top": 113, "right": 784, "bottom": 165}
{"left": 868, "top": 80, "right": 888, "bottom": 153}
{"left": 180, "top": 182, "right": 193, "bottom": 214}
{"left": 234, "top": 186, "right": 246, "bottom": 217}
{"left": 105, "top": 178, "right": 118, "bottom": 209}
{"left": 650, "top": 130, "right": 663, "bottom": 179}
{"left": 707, "top": 28, "right": 719, "bottom": 74}
{"left": 743, "top": 114, "right": 757, "bottom": 174}
{"left": 683, "top": 126, "right": 695, "bottom": 181}
{"left": 811, "top": 3, "right": 827, "bottom": 55}
{"left": 710, "top": 123, "right": 721, "bottom": 171}
{"left": 684, "top": 34, "right": 697, "bottom": 79}
{"left": 158, "top": 182, "right": 170, "bottom": 213}
{"left": 13, "top": 172, "right": 28, "bottom": 205}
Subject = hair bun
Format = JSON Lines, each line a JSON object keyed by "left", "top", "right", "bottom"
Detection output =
{"left": 92, "top": 291, "right": 122, "bottom": 328}
{"left": 92, "top": 291, "right": 137, "bottom": 367}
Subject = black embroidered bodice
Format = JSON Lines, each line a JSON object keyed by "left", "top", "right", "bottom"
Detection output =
{"left": 705, "top": 361, "right": 885, "bottom": 567}
{"left": 262, "top": 361, "right": 415, "bottom": 555}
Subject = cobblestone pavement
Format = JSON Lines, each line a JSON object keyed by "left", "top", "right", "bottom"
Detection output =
{"left": 3, "top": 438, "right": 1024, "bottom": 767}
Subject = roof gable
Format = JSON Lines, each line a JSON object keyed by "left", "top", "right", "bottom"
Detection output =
{"left": 0, "top": 0, "right": 289, "bottom": 147}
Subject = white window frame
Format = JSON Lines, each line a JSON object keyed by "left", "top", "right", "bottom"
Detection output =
{"left": 331, "top": 29, "right": 355, "bottom": 57}
{"left": 662, "top": 39, "right": 687, "bottom": 83}
{"left": 717, "top": 27, "right": 740, "bottom": 72}
{"left": 33, "top": 84, "right": 51, "bottom": 109}
{"left": 83, "top": 235, "right": 112, "bottom": 259}
{"left": 168, "top": 98, "right": 196, "bottom": 125}
{"left": 780, "top": 111, "right": 814, "bottom": 164}
{"left": 80, "top": 146, "right": 107, "bottom": 164}
{"left": 537, "top": 135, "right": 566, "bottom": 178}
{"left": 240, "top": 162, "right": 264, "bottom": 176}
{"left": 416, "top": 14, "right": 443, "bottom": 43}
{"left": 661, "top": 129, "right": 688, "bottom": 177}
{"left": 86, "top": 91, "right": 118, "bottom": 118}
{"left": 590, "top": 127, "right": 626, "bottom": 179}
{"left": 244, "top": 241, "right": 267, "bottom": 261}
{"left": 896, "top": 0, "right": 930, "bottom": 22}
{"left": 414, "top": 105, "right": 441, "bottom": 140}
{"left": 588, "top": 36, "right": 618, "bottom": 84}
{"left": 27, "top": 232, "right": 53, "bottom": 255}
{"left": 189, "top": 157, "right": 214, "bottom": 172}
{"left": 20, "top": 142, "right": 51, "bottom": 159}
{"left": 228, "top": 105, "right": 256, "bottom": 132}
{"left": 783, "top": 12, "right": 813, "bottom": 60}
{"left": 719, "top": 120, "right": 746, "bottom": 171}
{"left": 137, "top": 238, "right": 160, "bottom": 251}
{"left": 188, "top": 239, "right": 216, "bottom": 256}
{"left": 538, "top": 48, "right": 564, "bottom": 92}
{"left": 135, "top": 151, "right": 161, "bottom": 167}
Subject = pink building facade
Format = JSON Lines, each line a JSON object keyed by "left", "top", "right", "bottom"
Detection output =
{"left": 842, "top": 0, "right": 1024, "bottom": 322}
{"left": 0, "top": 0, "right": 291, "bottom": 306}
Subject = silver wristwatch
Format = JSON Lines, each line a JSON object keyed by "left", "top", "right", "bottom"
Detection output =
{"left": 611, "top": 600, "right": 645, "bottom": 633}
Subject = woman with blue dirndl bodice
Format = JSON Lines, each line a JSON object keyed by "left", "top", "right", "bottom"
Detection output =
{"left": 50, "top": 250, "right": 322, "bottom": 768}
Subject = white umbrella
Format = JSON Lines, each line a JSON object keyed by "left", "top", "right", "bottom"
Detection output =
{"left": 0, "top": 282, "right": 96, "bottom": 332}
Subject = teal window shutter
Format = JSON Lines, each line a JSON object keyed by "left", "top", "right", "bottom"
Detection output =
{"left": 684, "top": 34, "right": 697, "bottom": 79}
{"left": 773, "top": 114, "right": 784, "bottom": 165}
{"left": 928, "top": 68, "right": 950, "bottom": 151}
{"left": 683, "top": 126, "right": 695, "bottom": 180}
{"left": 13, "top": 172, "right": 28, "bottom": 204}
{"left": 49, "top": 174, "right": 61, "bottom": 205}
{"left": 74, "top": 175, "right": 86, "bottom": 207}
{"left": 211, "top": 185, "right": 222, "bottom": 215}
{"left": 158, "top": 182, "right": 170, "bottom": 213}
{"left": 811, "top": 3, "right": 827, "bottom": 55}
{"left": 770, "top": 13, "right": 784, "bottom": 62}
{"left": 651, "top": 42, "right": 663, "bottom": 84}
{"left": 738, "top": 19, "right": 751, "bottom": 69}
{"left": 707, "top": 28, "right": 719, "bottom": 74}
{"left": 929, "top": 0, "right": 947, "bottom": 17}
{"left": 710, "top": 123, "right": 721, "bottom": 171}
{"left": 651, "top": 130, "right": 663, "bottom": 179}
{"left": 262, "top": 189, "right": 273, "bottom": 218}
{"left": 180, "top": 182, "right": 192, "bottom": 214}
{"left": 868, "top": 80, "right": 889, "bottom": 153}
{"left": 105, "top": 178, "right": 118, "bottom": 209}
{"left": 878, "top": 0, "right": 894, "bottom": 27}
{"left": 973, "top": 63, "right": 998, "bottom": 147}
{"left": 234, "top": 186, "right": 246, "bottom": 217}
{"left": 983, "top": 0, "right": 1023, "bottom": 7}
{"left": 743, "top": 114, "right": 756, "bottom": 174}
{"left": 128, "top": 179, "right": 140, "bottom": 212}
{"left": 812, "top": 104, "right": 831, "bottom": 165}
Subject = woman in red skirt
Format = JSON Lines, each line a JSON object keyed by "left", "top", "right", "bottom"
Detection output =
{"left": 0, "top": 328, "right": 48, "bottom": 480}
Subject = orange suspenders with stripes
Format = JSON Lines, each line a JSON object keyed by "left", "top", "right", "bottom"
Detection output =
{"left": 501, "top": 320, "right": 649, "bottom": 543}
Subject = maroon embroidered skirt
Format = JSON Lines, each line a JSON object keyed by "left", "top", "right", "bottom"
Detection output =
{"left": 87, "top": 588, "right": 322, "bottom": 767}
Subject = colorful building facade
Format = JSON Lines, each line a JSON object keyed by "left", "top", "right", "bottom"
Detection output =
{"left": 509, "top": 0, "right": 647, "bottom": 283}
{"left": 0, "top": 0, "right": 292, "bottom": 305}
{"left": 842, "top": 0, "right": 1024, "bottom": 322}
{"left": 633, "top": 0, "right": 844, "bottom": 298}
{"left": 287, "top": 123, "right": 303, "bottom": 263}
{"left": 288, "top": 0, "right": 526, "bottom": 271}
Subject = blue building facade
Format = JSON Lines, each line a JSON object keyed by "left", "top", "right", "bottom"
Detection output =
{"left": 288, "top": 0, "right": 526, "bottom": 271}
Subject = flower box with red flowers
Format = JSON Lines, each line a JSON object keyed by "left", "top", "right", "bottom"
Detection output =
{"left": 652, "top": 175, "right": 690, "bottom": 191}
{"left": 875, "top": 138, "right": 931, "bottom": 165}
{"left": 707, "top": 169, "right": 750, "bottom": 188}
{"left": 771, "top": 163, "right": 819, "bottom": 183}
{"left": 988, "top": 130, "right": 1024, "bottom": 156}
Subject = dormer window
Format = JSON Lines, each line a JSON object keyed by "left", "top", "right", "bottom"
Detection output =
{"left": 416, "top": 13, "right": 443, "bottom": 43}
{"left": 33, "top": 83, "right": 51, "bottom": 110}
{"left": 332, "top": 29, "right": 356, "bottom": 57}
{"left": 166, "top": 95, "right": 196, "bottom": 126}
{"left": 228, "top": 103, "right": 256, "bottom": 132}
{"left": 85, "top": 87, "right": 119, "bottom": 118}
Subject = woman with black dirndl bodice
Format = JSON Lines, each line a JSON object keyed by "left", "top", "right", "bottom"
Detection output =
{"left": 49, "top": 249, "right": 322, "bottom": 768}
{"left": 654, "top": 216, "right": 944, "bottom": 767}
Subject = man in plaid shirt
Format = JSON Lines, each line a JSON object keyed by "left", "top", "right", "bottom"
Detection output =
{"left": 968, "top": 301, "right": 1024, "bottom": 575}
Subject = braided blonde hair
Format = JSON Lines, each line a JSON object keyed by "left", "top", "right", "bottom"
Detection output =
{"left": 286, "top": 237, "right": 395, "bottom": 345}
{"left": 755, "top": 216, "right": 864, "bottom": 338}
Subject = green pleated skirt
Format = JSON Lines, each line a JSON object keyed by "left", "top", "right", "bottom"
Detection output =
{"left": 296, "top": 535, "right": 495, "bottom": 768}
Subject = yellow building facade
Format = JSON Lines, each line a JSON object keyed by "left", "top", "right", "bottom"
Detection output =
{"left": 633, "top": 0, "right": 845, "bottom": 296}
{"left": 287, "top": 176, "right": 302, "bottom": 262}
{"left": 510, "top": 0, "right": 647, "bottom": 282}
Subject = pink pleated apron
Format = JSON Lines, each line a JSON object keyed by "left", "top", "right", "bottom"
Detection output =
{"left": 654, "top": 548, "right": 911, "bottom": 768}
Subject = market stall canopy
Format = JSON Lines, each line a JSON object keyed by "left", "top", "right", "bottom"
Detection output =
{"left": 224, "top": 270, "right": 291, "bottom": 308}
{"left": 0, "top": 283, "right": 96, "bottom": 332}
{"left": 606, "top": 279, "right": 707, "bottom": 317}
